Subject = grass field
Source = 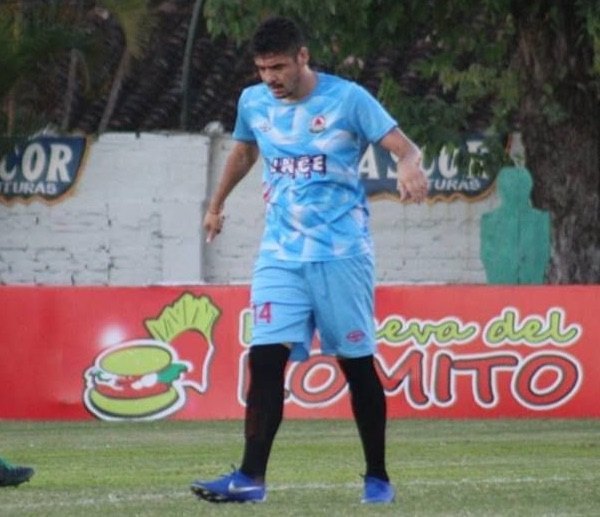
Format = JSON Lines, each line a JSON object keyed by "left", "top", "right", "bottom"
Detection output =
{"left": 1, "top": 419, "right": 599, "bottom": 516}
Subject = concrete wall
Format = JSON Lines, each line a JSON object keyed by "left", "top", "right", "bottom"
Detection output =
{"left": 0, "top": 132, "right": 495, "bottom": 285}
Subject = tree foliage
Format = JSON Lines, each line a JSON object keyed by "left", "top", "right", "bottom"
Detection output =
{"left": 1, "top": 0, "right": 597, "bottom": 282}
{"left": 202, "top": 0, "right": 600, "bottom": 282}
{"left": 0, "top": 1, "right": 89, "bottom": 140}
{"left": 0, "top": 2, "right": 88, "bottom": 98}
{"left": 0, "top": 0, "right": 157, "bottom": 138}
{"left": 203, "top": 0, "right": 597, "bottom": 160}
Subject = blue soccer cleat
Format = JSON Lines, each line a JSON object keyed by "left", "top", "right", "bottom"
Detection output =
{"left": 190, "top": 469, "right": 266, "bottom": 503}
{"left": 361, "top": 476, "right": 395, "bottom": 504}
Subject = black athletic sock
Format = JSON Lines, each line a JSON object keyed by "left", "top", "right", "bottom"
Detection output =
{"left": 240, "top": 344, "right": 290, "bottom": 481}
{"left": 337, "top": 355, "right": 389, "bottom": 482}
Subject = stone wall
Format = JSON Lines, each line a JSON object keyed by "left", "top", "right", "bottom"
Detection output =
{"left": 0, "top": 132, "right": 495, "bottom": 285}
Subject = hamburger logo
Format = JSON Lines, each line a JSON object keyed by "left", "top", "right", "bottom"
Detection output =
{"left": 83, "top": 293, "right": 221, "bottom": 421}
{"left": 85, "top": 340, "right": 190, "bottom": 420}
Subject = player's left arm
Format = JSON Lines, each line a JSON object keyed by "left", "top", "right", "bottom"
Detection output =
{"left": 379, "top": 128, "right": 428, "bottom": 203}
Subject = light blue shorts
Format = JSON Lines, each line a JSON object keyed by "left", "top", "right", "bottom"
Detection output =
{"left": 250, "top": 253, "right": 376, "bottom": 362}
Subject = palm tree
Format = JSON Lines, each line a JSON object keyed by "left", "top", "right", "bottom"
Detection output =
{"left": 96, "top": 0, "right": 157, "bottom": 134}
{"left": 62, "top": 0, "right": 88, "bottom": 131}
{"left": 1, "top": 0, "right": 159, "bottom": 140}
{"left": 0, "top": 0, "right": 87, "bottom": 154}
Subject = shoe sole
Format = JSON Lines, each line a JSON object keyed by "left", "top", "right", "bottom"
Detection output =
{"left": 190, "top": 484, "right": 266, "bottom": 504}
{"left": 0, "top": 474, "right": 34, "bottom": 487}
{"left": 362, "top": 494, "right": 395, "bottom": 504}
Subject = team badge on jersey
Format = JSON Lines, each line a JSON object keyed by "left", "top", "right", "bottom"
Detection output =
{"left": 309, "top": 115, "right": 326, "bottom": 133}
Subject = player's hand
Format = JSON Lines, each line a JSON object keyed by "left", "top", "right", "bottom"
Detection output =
{"left": 203, "top": 209, "right": 225, "bottom": 243}
{"left": 397, "top": 155, "right": 428, "bottom": 203}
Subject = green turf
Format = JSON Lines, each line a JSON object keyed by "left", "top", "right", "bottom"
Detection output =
{"left": 1, "top": 419, "right": 599, "bottom": 516}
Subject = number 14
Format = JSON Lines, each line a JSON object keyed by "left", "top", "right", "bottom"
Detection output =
{"left": 253, "top": 302, "right": 272, "bottom": 324}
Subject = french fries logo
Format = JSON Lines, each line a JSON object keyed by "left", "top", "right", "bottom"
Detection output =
{"left": 83, "top": 293, "right": 220, "bottom": 421}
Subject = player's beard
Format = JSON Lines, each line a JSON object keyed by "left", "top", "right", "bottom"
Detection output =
{"left": 268, "top": 72, "right": 301, "bottom": 100}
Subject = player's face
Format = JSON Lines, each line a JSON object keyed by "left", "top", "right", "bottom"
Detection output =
{"left": 254, "top": 48, "right": 308, "bottom": 100}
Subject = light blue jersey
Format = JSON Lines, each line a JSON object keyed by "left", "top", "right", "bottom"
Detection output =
{"left": 233, "top": 72, "right": 397, "bottom": 261}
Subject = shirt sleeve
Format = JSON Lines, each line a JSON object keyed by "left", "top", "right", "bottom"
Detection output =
{"left": 232, "top": 89, "right": 256, "bottom": 142}
{"left": 347, "top": 83, "right": 397, "bottom": 144}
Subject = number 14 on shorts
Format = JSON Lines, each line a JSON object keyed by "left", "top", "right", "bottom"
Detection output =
{"left": 253, "top": 302, "right": 272, "bottom": 324}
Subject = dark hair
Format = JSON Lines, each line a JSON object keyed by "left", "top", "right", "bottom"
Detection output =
{"left": 251, "top": 16, "right": 305, "bottom": 56}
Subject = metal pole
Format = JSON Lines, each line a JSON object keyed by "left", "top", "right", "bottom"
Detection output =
{"left": 180, "top": 0, "right": 204, "bottom": 130}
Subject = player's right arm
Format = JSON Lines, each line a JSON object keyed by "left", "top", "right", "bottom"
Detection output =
{"left": 203, "top": 141, "right": 259, "bottom": 242}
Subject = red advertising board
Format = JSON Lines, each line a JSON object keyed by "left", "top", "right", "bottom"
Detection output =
{"left": 0, "top": 285, "right": 598, "bottom": 421}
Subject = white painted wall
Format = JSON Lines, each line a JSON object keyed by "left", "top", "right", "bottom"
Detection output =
{"left": 0, "top": 132, "right": 495, "bottom": 285}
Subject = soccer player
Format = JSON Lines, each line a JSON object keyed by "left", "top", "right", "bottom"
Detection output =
{"left": 0, "top": 457, "right": 34, "bottom": 487}
{"left": 191, "top": 15, "right": 428, "bottom": 504}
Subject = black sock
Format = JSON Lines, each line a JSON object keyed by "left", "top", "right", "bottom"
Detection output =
{"left": 337, "top": 355, "right": 389, "bottom": 482}
{"left": 240, "top": 344, "right": 290, "bottom": 481}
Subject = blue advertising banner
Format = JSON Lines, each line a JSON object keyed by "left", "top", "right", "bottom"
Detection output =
{"left": 0, "top": 136, "right": 88, "bottom": 204}
{"left": 360, "top": 137, "right": 496, "bottom": 202}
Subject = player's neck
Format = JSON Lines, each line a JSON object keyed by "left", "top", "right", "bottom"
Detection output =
{"left": 286, "top": 68, "right": 317, "bottom": 102}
